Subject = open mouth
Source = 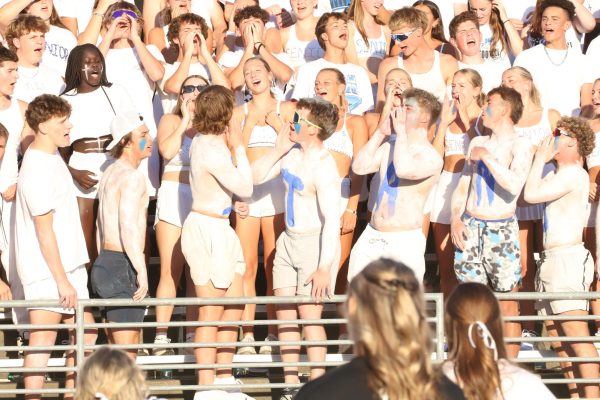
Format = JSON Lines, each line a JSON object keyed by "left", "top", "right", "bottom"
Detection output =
{"left": 339, "top": 33, "right": 348, "bottom": 40}
{"left": 466, "top": 39, "right": 476, "bottom": 45}
{"left": 317, "top": 89, "right": 328, "bottom": 97}
{"left": 34, "top": 47, "right": 43, "bottom": 54}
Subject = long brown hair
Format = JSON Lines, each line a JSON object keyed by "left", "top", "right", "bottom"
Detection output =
{"left": 469, "top": 0, "right": 508, "bottom": 58}
{"left": 348, "top": 259, "right": 444, "bottom": 399}
{"left": 347, "top": 0, "right": 384, "bottom": 49}
{"left": 445, "top": 283, "right": 507, "bottom": 400}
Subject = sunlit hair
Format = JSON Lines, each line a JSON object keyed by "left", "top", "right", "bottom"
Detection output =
{"left": 403, "top": 88, "right": 441, "bottom": 128}
{"left": 315, "top": 12, "right": 348, "bottom": 50}
{"left": 193, "top": 85, "right": 234, "bottom": 135}
{"left": 455, "top": 68, "right": 485, "bottom": 107}
{"left": 316, "top": 68, "right": 346, "bottom": 108}
{"left": 347, "top": 0, "right": 384, "bottom": 50}
{"left": 487, "top": 86, "right": 523, "bottom": 124}
{"left": 389, "top": 7, "right": 428, "bottom": 32}
{"left": 5, "top": 14, "right": 49, "bottom": 52}
{"left": 449, "top": 11, "right": 479, "bottom": 39}
{"left": 413, "top": 0, "right": 450, "bottom": 44}
{"left": 502, "top": 66, "right": 541, "bottom": 108}
{"left": 445, "top": 283, "right": 507, "bottom": 400}
{"left": 385, "top": 67, "right": 413, "bottom": 86}
{"left": 173, "top": 74, "right": 209, "bottom": 117}
{"left": 63, "top": 44, "right": 111, "bottom": 94}
{"left": 74, "top": 346, "right": 147, "bottom": 400}
{"left": 558, "top": 116, "right": 595, "bottom": 157}
{"left": 25, "top": 94, "right": 71, "bottom": 133}
{"left": 0, "top": 122, "right": 8, "bottom": 142}
{"left": 22, "top": 0, "right": 67, "bottom": 29}
{"left": 348, "top": 259, "right": 443, "bottom": 399}
{"left": 233, "top": 5, "right": 269, "bottom": 28}
{"left": 296, "top": 97, "right": 339, "bottom": 141}
{"left": 167, "top": 13, "right": 209, "bottom": 52}
{"left": 158, "top": 0, "right": 191, "bottom": 26}
{"left": 101, "top": 2, "right": 144, "bottom": 36}
{"left": 468, "top": 0, "right": 507, "bottom": 58}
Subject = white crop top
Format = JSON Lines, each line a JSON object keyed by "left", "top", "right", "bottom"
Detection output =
{"left": 324, "top": 114, "right": 353, "bottom": 158}
{"left": 163, "top": 135, "right": 192, "bottom": 173}
{"left": 397, "top": 51, "right": 447, "bottom": 101}
{"left": 587, "top": 131, "right": 600, "bottom": 169}
{"left": 245, "top": 101, "right": 280, "bottom": 148}
{"left": 285, "top": 25, "right": 324, "bottom": 69}
{"left": 444, "top": 130, "right": 469, "bottom": 157}
{"left": 514, "top": 109, "right": 552, "bottom": 146}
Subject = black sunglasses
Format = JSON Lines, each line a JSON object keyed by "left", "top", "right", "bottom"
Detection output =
{"left": 181, "top": 84, "right": 207, "bottom": 94}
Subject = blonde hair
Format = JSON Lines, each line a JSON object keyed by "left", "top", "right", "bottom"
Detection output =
{"left": 455, "top": 68, "right": 485, "bottom": 107}
{"left": 389, "top": 7, "right": 428, "bottom": 32}
{"left": 445, "top": 283, "right": 507, "bottom": 400}
{"left": 75, "top": 346, "right": 148, "bottom": 400}
{"left": 503, "top": 66, "right": 542, "bottom": 107}
{"left": 347, "top": 259, "right": 443, "bottom": 399}
{"left": 347, "top": 0, "right": 384, "bottom": 49}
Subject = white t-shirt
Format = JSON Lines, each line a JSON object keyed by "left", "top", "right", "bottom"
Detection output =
{"left": 291, "top": 58, "right": 374, "bottom": 115}
{"left": 13, "top": 64, "right": 65, "bottom": 103}
{"left": 443, "top": 359, "right": 556, "bottom": 400}
{"left": 0, "top": 98, "right": 23, "bottom": 193}
{"left": 514, "top": 44, "right": 590, "bottom": 116}
{"left": 584, "top": 36, "right": 600, "bottom": 83}
{"left": 42, "top": 25, "right": 77, "bottom": 77}
{"left": 479, "top": 24, "right": 512, "bottom": 67}
{"left": 15, "top": 149, "right": 89, "bottom": 286}
{"left": 459, "top": 60, "right": 505, "bottom": 94}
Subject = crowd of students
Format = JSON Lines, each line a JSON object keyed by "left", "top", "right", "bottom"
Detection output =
{"left": 0, "top": 0, "right": 600, "bottom": 399}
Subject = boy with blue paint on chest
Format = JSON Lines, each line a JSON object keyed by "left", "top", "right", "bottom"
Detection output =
{"left": 251, "top": 97, "right": 341, "bottom": 397}
{"left": 349, "top": 87, "right": 443, "bottom": 284}
{"left": 450, "top": 86, "right": 533, "bottom": 358}
{"left": 524, "top": 117, "right": 599, "bottom": 399}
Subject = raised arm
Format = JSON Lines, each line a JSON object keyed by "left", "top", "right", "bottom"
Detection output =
{"left": 251, "top": 124, "right": 294, "bottom": 184}
{"left": 393, "top": 135, "right": 443, "bottom": 180}
{"left": 118, "top": 171, "right": 148, "bottom": 301}
{"left": 0, "top": 0, "right": 29, "bottom": 33}
{"left": 128, "top": 16, "right": 165, "bottom": 82}
{"left": 157, "top": 111, "right": 189, "bottom": 161}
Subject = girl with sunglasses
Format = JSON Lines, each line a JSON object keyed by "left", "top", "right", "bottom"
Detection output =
{"left": 501, "top": 66, "right": 559, "bottom": 341}
{"left": 0, "top": 0, "right": 76, "bottom": 77}
{"left": 231, "top": 57, "right": 295, "bottom": 356}
{"left": 313, "top": 67, "right": 368, "bottom": 352}
{"left": 152, "top": 75, "right": 207, "bottom": 355}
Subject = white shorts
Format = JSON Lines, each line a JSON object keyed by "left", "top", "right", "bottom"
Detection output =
{"left": 584, "top": 201, "right": 597, "bottom": 228}
{"left": 430, "top": 170, "right": 460, "bottom": 224}
{"left": 348, "top": 225, "right": 426, "bottom": 282}
{"left": 181, "top": 212, "right": 246, "bottom": 289}
{"left": 23, "top": 265, "right": 89, "bottom": 315}
{"left": 247, "top": 177, "right": 285, "bottom": 218}
{"left": 155, "top": 180, "right": 192, "bottom": 228}
{"left": 424, "top": 183, "right": 434, "bottom": 215}
{"left": 338, "top": 176, "right": 351, "bottom": 217}
{"left": 68, "top": 151, "right": 114, "bottom": 199}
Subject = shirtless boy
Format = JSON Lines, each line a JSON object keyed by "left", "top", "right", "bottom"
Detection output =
{"left": 450, "top": 86, "right": 533, "bottom": 357}
{"left": 91, "top": 111, "right": 151, "bottom": 359}
{"left": 524, "top": 117, "right": 599, "bottom": 398}
{"left": 251, "top": 97, "right": 341, "bottom": 399}
{"left": 350, "top": 87, "right": 443, "bottom": 282}
{"left": 180, "top": 85, "right": 253, "bottom": 399}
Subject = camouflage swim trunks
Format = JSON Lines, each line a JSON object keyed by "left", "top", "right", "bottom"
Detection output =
{"left": 454, "top": 214, "right": 522, "bottom": 292}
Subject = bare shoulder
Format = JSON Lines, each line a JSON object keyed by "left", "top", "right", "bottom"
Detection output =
{"left": 17, "top": 100, "right": 28, "bottom": 115}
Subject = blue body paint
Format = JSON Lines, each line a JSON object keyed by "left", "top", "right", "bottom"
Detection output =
{"left": 375, "top": 163, "right": 401, "bottom": 216}
{"left": 485, "top": 106, "right": 493, "bottom": 118}
{"left": 475, "top": 161, "right": 495, "bottom": 207}
{"left": 139, "top": 138, "right": 147, "bottom": 151}
{"left": 282, "top": 169, "right": 304, "bottom": 227}
{"left": 222, "top": 206, "right": 232, "bottom": 216}
{"left": 542, "top": 203, "right": 549, "bottom": 233}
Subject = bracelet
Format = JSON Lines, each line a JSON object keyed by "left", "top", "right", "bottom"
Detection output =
{"left": 93, "top": 11, "right": 104, "bottom": 17}
{"left": 345, "top": 208, "right": 357, "bottom": 215}
{"left": 502, "top": 20, "right": 510, "bottom": 25}
{"left": 255, "top": 42, "right": 265, "bottom": 52}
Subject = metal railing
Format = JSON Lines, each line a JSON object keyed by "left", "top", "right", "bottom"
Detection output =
{"left": 0, "top": 292, "right": 598, "bottom": 397}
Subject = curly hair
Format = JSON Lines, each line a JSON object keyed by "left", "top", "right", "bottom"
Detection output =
{"left": 389, "top": 7, "right": 428, "bottom": 32}
{"left": 233, "top": 5, "right": 269, "bottom": 28}
{"left": 25, "top": 94, "right": 71, "bottom": 133}
{"left": 5, "top": 14, "right": 48, "bottom": 52}
{"left": 193, "top": 85, "right": 234, "bottom": 135}
{"left": 167, "top": 13, "right": 209, "bottom": 52}
{"left": 449, "top": 11, "right": 479, "bottom": 39}
{"left": 557, "top": 116, "right": 595, "bottom": 157}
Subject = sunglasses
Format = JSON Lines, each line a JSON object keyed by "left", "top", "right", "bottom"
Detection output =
{"left": 292, "top": 112, "right": 320, "bottom": 133}
{"left": 111, "top": 9, "right": 138, "bottom": 19}
{"left": 181, "top": 84, "right": 207, "bottom": 94}
{"left": 552, "top": 128, "right": 573, "bottom": 138}
{"left": 391, "top": 30, "right": 416, "bottom": 44}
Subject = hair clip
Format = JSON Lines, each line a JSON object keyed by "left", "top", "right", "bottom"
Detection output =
{"left": 467, "top": 321, "right": 498, "bottom": 361}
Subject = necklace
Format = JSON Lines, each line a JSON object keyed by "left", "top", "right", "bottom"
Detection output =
{"left": 543, "top": 45, "right": 569, "bottom": 66}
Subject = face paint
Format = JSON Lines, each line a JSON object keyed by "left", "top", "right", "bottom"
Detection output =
{"left": 553, "top": 135, "right": 559, "bottom": 151}
{"left": 485, "top": 106, "right": 493, "bottom": 118}
{"left": 81, "top": 64, "right": 103, "bottom": 83}
{"left": 138, "top": 138, "right": 147, "bottom": 151}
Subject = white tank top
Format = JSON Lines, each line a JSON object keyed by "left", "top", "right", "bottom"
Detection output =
{"left": 397, "top": 51, "right": 447, "bottom": 100}
{"left": 587, "top": 131, "right": 600, "bottom": 169}
{"left": 244, "top": 101, "right": 280, "bottom": 148}
{"left": 324, "top": 114, "right": 353, "bottom": 158}
{"left": 163, "top": 134, "right": 192, "bottom": 173}
{"left": 353, "top": 24, "right": 387, "bottom": 60}
{"left": 0, "top": 98, "right": 24, "bottom": 142}
{"left": 285, "top": 25, "right": 324, "bottom": 69}
{"left": 514, "top": 108, "right": 552, "bottom": 146}
{"left": 444, "top": 129, "right": 469, "bottom": 157}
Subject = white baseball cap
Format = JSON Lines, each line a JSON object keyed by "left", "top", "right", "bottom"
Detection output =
{"left": 107, "top": 111, "right": 144, "bottom": 150}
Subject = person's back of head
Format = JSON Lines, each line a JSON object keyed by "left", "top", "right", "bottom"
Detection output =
{"left": 347, "top": 258, "right": 444, "bottom": 399}
{"left": 445, "top": 282, "right": 507, "bottom": 400}
{"left": 75, "top": 346, "right": 148, "bottom": 400}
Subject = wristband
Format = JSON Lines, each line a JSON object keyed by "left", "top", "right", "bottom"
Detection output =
{"left": 255, "top": 42, "right": 265, "bottom": 52}
{"left": 502, "top": 20, "right": 510, "bottom": 25}
{"left": 345, "top": 208, "right": 357, "bottom": 215}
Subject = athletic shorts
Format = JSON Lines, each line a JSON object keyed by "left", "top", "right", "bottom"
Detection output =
{"left": 430, "top": 170, "right": 461, "bottom": 224}
{"left": 91, "top": 250, "right": 145, "bottom": 323}
{"left": 181, "top": 212, "right": 246, "bottom": 289}
{"left": 155, "top": 180, "right": 192, "bottom": 228}
{"left": 272, "top": 230, "right": 340, "bottom": 296}
{"left": 454, "top": 214, "right": 521, "bottom": 292}
{"left": 348, "top": 225, "right": 426, "bottom": 283}
{"left": 584, "top": 201, "right": 597, "bottom": 228}
{"left": 24, "top": 265, "right": 89, "bottom": 315}
{"left": 535, "top": 243, "right": 594, "bottom": 315}
{"left": 247, "top": 177, "right": 285, "bottom": 218}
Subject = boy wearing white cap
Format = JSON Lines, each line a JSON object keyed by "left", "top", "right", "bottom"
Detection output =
{"left": 91, "top": 110, "right": 152, "bottom": 359}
